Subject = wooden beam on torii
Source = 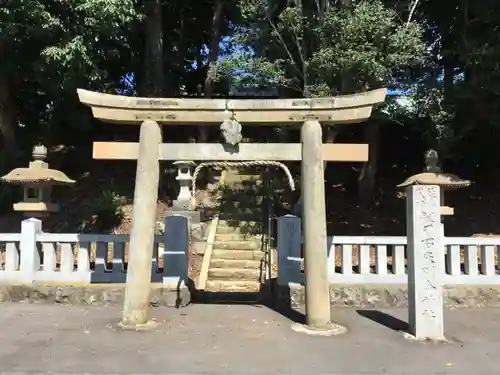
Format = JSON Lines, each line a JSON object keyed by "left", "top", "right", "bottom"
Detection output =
{"left": 78, "top": 88, "right": 386, "bottom": 164}
{"left": 77, "top": 88, "right": 386, "bottom": 125}
{"left": 92, "top": 142, "right": 369, "bottom": 162}
{"left": 77, "top": 87, "right": 387, "bottom": 335}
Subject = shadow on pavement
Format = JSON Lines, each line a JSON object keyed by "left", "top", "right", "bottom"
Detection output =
{"left": 356, "top": 309, "right": 409, "bottom": 332}
{"left": 192, "top": 279, "right": 306, "bottom": 325}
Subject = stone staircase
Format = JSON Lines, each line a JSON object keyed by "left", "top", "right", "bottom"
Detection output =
{"left": 204, "top": 169, "right": 269, "bottom": 295}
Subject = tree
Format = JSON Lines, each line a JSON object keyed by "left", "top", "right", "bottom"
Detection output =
{"left": 407, "top": 0, "right": 500, "bottom": 171}
{"left": 219, "top": 0, "right": 426, "bottom": 202}
{"left": 0, "top": 0, "right": 142, "bottom": 154}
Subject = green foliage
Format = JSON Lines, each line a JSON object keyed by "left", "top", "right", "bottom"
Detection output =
{"left": 220, "top": 0, "right": 426, "bottom": 96}
{"left": 0, "top": 149, "right": 18, "bottom": 211}
{"left": 0, "top": 0, "right": 143, "bottom": 143}
{"left": 2, "top": 0, "right": 500, "bottom": 212}
{"left": 90, "top": 189, "right": 126, "bottom": 232}
{"left": 0, "top": 184, "right": 17, "bottom": 212}
{"left": 309, "top": 1, "right": 425, "bottom": 94}
{"left": 38, "top": 0, "right": 142, "bottom": 89}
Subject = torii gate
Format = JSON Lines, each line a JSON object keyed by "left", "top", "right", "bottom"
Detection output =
{"left": 77, "top": 88, "right": 387, "bottom": 334}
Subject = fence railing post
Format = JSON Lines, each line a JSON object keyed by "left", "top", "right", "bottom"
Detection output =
{"left": 162, "top": 215, "right": 189, "bottom": 288}
{"left": 277, "top": 214, "right": 302, "bottom": 285}
{"left": 20, "top": 218, "right": 42, "bottom": 283}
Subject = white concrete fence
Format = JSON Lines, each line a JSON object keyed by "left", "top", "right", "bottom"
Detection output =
{"left": 277, "top": 184, "right": 495, "bottom": 339}
{"left": 0, "top": 217, "right": 189, "bottom": 287}
{"left": 277, "top": 216, "right": 500, "bottom": 287}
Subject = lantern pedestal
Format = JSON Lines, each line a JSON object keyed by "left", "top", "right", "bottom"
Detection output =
{"left": 13, "top": 202, "right": 59, "bottom": 218}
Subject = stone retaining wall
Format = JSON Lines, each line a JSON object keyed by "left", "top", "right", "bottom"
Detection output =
{"left": 3, "top": 282, "right": 500, "bottom": 309}
{"left": 0, "top": 284, "right": 191, "bottom": 307}
{"left": 276, "top": 283, "right": 500, "bottom": 309}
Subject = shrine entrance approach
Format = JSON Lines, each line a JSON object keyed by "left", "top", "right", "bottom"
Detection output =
{"left": 77, "top": 88, "right": 387, "bottom": 332}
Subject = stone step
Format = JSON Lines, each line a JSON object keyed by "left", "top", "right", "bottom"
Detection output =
{"left": 215, "top": 232, "right": 262, "bottom": 241}
{"left": 232, "top": 185, "right": 266, "bottom": 195}
{"left": 212, "top": 249, "right": 264, "bottom": 261}
{"left": 223, "top": 174, "right": 261, "bottom": 183}
{"left": 231, "top": 165, "right": 262, "bottom": 173}
{"left": 215, "top": 226, "right": 263, "bottom": 236}
{"left": 216, "top": 205, "right": 264, "bottom": 216}
{"left": 217, "top": 219, "right": 263, "bottom": 227}
{"left": 213, "top": 240, "right": 260, "bottom": 250}
{"left": 217, "top": 213, "right": 263, "bottom": 221}
{"left": 215, "top": 225, "right": 263, "bottom": 236}
{"left": 228, "top": 180, "right": 263, "bottom": 189}
{"left": 204, "top": 279, "right": 262, "bottom": 292}
{"left": 210, "top": 258, "right": 262, "bottom": 269}
{"left": 215, "top": 226, "right": 241, "bottom": 234}
{"left": 218, "top": 196, "right": 264, "bottom": 209}
{"left": 220, "top": 185, "right": 266, "bottom": 196}
{"left": 208, "top": 267, "right": 260, "bottom": 280}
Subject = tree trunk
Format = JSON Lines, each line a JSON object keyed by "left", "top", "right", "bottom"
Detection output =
{"left": 0, "top": 74, "right": 21, "bottom": 163}
{"left": 143, "top": 1, "right": 166, "bottom": 198}
{"left": 144, "top": 0, "right": 164, "bottom": 97}
{"left": 357, "top": 122, "right": 380, "bottom": 204}
{"left": 198, "top": 0, "right": 224, "bottom": 143}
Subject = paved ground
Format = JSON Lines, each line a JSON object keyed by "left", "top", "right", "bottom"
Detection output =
{"left": 0, "top": 302, "right": 497, "bottom": 375}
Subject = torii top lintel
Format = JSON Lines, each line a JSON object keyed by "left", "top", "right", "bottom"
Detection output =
{"left": 77, "top": 88, "right": 387, "bottom": 125}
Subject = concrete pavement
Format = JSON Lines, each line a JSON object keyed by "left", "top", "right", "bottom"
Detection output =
{"left": 0, "top": 302, "right": 497, "bottom": 374}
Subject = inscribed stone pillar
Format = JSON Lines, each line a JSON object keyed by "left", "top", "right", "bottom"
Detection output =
{"left": 406, "top": 185, "right": 445, "bottom": 340}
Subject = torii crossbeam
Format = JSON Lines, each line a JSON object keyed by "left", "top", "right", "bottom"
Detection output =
{"left": 78, "top": 88, "right": 386, "bottom": 163}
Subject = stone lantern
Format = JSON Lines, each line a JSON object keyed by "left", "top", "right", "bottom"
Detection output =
{"left": 0, "top": 145, "right": 75, "bottom": 218}
{"left": 397, "top": 150, "right": 471, "bottom": 251}
{"left": 397, "top": 149, "right": 471, "bottom": 217}
{"left": 172, "top": 161, "right": 196, "bottom": 211}
{"left": 165, "top": 160, "right": 200, "bottom": 223}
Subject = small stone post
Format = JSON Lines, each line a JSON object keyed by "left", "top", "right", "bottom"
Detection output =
{"left": 406, "top": 185, "right": 445, "bottom": 341}
{"left": 292, "top": 120, "right": 344, "bottom": 336}
{"left": 162, "top": 215, "right": 191, "bottom": 306}
{"left": 277, "top": 215, "right": 302, "bottom": 286}
{"left": 20, "top": 218, "right": 42, "bottom": 283}
{"left": 121, "top": 120, "right": 162, "bottom": 329}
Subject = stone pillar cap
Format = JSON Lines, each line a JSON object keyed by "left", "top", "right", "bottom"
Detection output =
{"left": 397, "top": 172, "right": 471, "bottom": 190}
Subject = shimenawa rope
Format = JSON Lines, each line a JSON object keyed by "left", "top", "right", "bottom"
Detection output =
{"left": 191, "top": 161, "right": 296, "bottom": 198}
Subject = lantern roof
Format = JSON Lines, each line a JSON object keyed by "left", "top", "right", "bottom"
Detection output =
{"left": 397, "top": 149, "right": 471, "bottom": 190}
{"left": 397, "top": 172, "right": 471, "bottom": 190}
{"left": 1, "top": 145, "right": 75, "bottom": 185}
